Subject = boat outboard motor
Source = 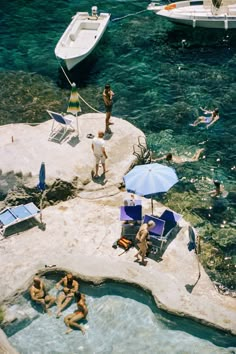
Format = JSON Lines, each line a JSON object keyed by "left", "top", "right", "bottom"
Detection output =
{"left": 91, "top": 6, "right": 98, "bottom": 17}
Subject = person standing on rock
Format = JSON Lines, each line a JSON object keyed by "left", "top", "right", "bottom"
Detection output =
{"left": 91, "top": 131, "right": 108, "bottom": 178}
{"left": 134, "top": 220, "right": 156, "bottom": 266}
{"left": 103, "top": 84, "right": 114, "bottom": 133}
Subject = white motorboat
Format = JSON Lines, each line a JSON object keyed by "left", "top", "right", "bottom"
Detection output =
{"left": 147, "top": 0, "right": 236, "bottom": 29}
{"left": 55, "top": 6, "right": 110, "bottom": 70}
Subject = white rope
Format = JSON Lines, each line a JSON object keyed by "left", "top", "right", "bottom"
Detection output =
{"left": 56, "top": 56, "right": 103, "bottom": 113}
{"left": 112, "top": 9, "right": 148, "bottom": 22}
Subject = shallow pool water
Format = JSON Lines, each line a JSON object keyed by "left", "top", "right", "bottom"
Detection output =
{"left": 3, "top": 277, "right": 236, "bottom": 354}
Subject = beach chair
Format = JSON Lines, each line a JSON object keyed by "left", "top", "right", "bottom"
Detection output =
{"left": 143, "top": 214, "right": 166, "bottom": 253}
{"left": 120, "top": 204, "right": 142, "bottom": 222}
{"left": 0, "top": 202, "right": 40, "bottom": 236}
{"left": 145, "top": 209, "right": 182, "bottom": 253}
{"left": 159, "top": 209, "right": 182, "bottom": 239}
{"left": 120, "top": 203, "right": 142, "bottom": 241}
{"left": 47, "top": 110, "right": 74, "bottom": 143}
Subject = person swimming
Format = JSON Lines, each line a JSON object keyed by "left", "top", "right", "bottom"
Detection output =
{"left": 153, "top": 148, "right": 204, "bottom": 164}
{"left": 208, "top": 180, "right": 225, "bottom": 197}
{"left": 190, "top": 108, "right": 220, "bottom": 128}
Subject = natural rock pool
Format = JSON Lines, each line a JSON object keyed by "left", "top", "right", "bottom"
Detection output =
{"left": 2, "top": 274, "right": 236, "bottom": 354}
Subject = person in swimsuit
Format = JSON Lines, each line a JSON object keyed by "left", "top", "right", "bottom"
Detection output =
{"left": 153, "top": 148, "right": 205, "bottom": 164}
{"left": 29, "top": 277, "right": 56, "bottom": 314}
{"left": 190, "top": 108, "right": 219, "bottom": 128}
{"left": 134, "top": 220, "right": 155, "bottom": 265}
{"left": 56, "top": 273, "right": 79, "bottom": 317}
{"left": 103, "top": 84, "right": 115, "bottom": 133}
{"left": 64, "top": 292, "right": 88, "bottom": 335}
{"left": 208, "top": 179, "right": 225, "bottom": 197}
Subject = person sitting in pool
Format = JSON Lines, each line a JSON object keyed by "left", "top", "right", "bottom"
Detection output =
{"left": 64, "top": 291, "right": 88, "bottom": 335}
{"left": 56, "top": 273, "right": 79, "bottom": 317}
{"left": 29, "top": 276, "right": 56, "bottom": 314}
{"left": 190, "top": 108, "right": 220, "bottom": 128}
{"left": 153, "top": 148, "right": 204, "bottom": 164}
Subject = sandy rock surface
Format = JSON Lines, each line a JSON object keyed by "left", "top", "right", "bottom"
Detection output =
{"left": 0, "top": 115, "right": 235, "bottom": 353}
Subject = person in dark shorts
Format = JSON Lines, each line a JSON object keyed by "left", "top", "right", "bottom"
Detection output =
{"left": 103, "top": 84, "right": 115, "bottom": 133}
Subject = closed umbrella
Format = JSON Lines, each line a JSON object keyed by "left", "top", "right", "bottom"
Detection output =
{"left": 123, "top": 163, "right": 178, "bottom": 214}
{"left": 67, "top": 82, "right": 81, "bottom": 135}
{"left": 37, "top": 162, "right": 46, "bottom": 223}
{"left": 37, "top": 162, "right": 46, "bottom": 192}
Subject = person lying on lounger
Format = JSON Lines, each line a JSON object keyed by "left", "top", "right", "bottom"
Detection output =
{"left": 153, "top": 148, "right": 204, "bottom": 164}
{"left": 56, "top": 273, "right": 79, "bottom": 317}
{"left": 190, "top": 108, "right": 220, "bottom": 128}
{"left": 64, "top": 292, "right": 88, "bottom": 335}
{"left": 30, "top": 277, "right": 56, "bottom": 314}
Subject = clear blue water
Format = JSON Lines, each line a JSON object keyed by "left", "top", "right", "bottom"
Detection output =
{"left": 0, "top": 1, "right": 235, "bottom": 284}
{"left": 3, "top": 278, "right": 236, "bottom": 353}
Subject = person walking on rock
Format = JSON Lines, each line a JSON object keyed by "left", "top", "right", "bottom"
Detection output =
{"left": 92, "top": 131, "right": 108, "bottom": 178}
{"left": 103, "top": 84, "right": 114, "bottom": 133}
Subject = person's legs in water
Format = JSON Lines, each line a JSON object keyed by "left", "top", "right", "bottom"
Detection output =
{"left": 64, "top": 312, "right": 86, "bottom": 335}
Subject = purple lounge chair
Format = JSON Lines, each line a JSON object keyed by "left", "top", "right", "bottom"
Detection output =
{"left": 120, "top": 205, "right": 142, "bottom": 221}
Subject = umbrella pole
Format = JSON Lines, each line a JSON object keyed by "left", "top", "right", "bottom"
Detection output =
{"left": 151, "top": 198, "right": 153, "bottom": 215}
{"left": 40, "top": 190, "right": 46, "bottom": 223}
{"left": 76, "top": 113, "right": 79, "bottom": 136}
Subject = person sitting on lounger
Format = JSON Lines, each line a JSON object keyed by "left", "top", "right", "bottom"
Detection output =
{"left": 30, "top": 277, "right": 56, "bottom": 314}
{"left": 56, "top": 273, "right": 79, "bottom": 317}
{"left": 64, "top": 292, "right": 88, "bottom": 335}
{"left": 153, "top": 148, "right": 204, "bottom": 164}
{"left": 190, "top": 108, "right": 220, "bottom": 128}
{"left": 134, "top": 220, "right": 155, "bottom": 266}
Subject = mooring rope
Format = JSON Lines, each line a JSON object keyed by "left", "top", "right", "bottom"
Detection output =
{"left": 111, "top": 9, "right": 148, "bottom": 22}
{"left": 57, "top": 57, "right": 102, "bottom": 114}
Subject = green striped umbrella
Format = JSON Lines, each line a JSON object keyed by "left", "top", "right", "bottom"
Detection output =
{"left": 67, "top": 83, "right": 81, "bottom": 134}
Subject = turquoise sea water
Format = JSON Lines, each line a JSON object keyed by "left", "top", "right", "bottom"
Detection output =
{"left": 3, "top": 279, "right": 236, "bottom": 353}
{"left": 0, "top": 0, "right": 235, "bottom": 287}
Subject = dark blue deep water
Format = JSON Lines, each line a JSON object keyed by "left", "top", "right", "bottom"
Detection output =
{"left": 0, "top": 0, "right": 235, "bottom": 288}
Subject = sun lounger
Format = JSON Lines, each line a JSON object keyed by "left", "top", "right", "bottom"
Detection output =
{"left": 159, "top": 209, "right": 182, "bottom": 238}
{"left": 47, "top": 110, "right": 74, "bottom": 143}
{"left": 120, "top": 203, "right": 142, "bottom": 241}
{"left": 0, "top": 202, "right": 40, "bottom": 236}
{"left": 144, "top": 209, "right": 182, "bottom": 253}
{"left": 143, "top": 214, "right": 166, "bottom": 253}
{"left": 120, "top": 204, "right": 142, "bottom": 222}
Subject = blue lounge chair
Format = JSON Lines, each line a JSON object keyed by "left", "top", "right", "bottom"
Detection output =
{"left": 0, "top": 202, "right": 40, "bottom": 236}
{"left": 120, "top": 202, "right": 142, "bottom": 241}
{"left": 120, "top": 204, "right": 142, "bottom": 222}
{"left": 143, "top": 214, "right": 166, "bottom": 253}
{"left": 159, "top": 209, "right": 182, "bottom": 238}
{"left": 144, "top": 209, "right": 182, "bottom": 253}
{"left": 47, "top": 110, "right": 74, "bottom": 143}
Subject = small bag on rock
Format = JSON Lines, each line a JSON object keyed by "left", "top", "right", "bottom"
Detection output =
{"left": 117, "top": 237, "right": 133, "bottom": 251}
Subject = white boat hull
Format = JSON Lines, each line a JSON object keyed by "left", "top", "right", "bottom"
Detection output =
{"left": 55, "top": 11, "right": 110, "bottom": 70}
{"left": 148, "top": 1, "right": 236, "bottom": 29}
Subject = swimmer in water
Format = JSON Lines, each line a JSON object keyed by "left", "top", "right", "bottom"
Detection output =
{"left": 190, "top": 108, "right": 220, "bottom": 128}
{"left": 153, "top": 148, "right": 205, "bottom": 164}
